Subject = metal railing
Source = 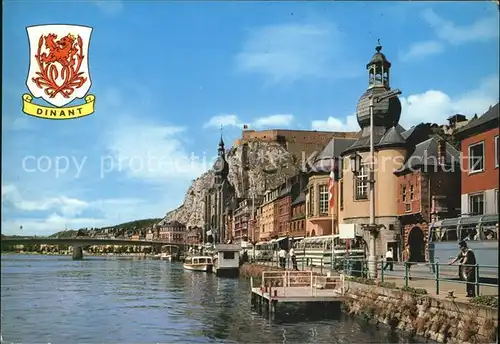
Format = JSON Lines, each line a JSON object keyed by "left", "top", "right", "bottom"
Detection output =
{"left": 250, "top": 270, "right": 343, "bottom": 297}
{"left": 342, "top": 258, "right": 498, "bottom": 296}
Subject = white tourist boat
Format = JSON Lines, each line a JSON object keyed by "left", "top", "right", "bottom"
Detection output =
{"left": 160, "top": 253, "right": 173, "bottom": 261}
{"left": 183, "top": 256, "right": 213, "bottom": 272}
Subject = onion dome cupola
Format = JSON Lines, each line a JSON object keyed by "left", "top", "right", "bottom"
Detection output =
{"left": 213, "top": 134, "right": 229, "bottom": 179}
{"left": 356, "top": 40, "right": 402, "bottom": 130}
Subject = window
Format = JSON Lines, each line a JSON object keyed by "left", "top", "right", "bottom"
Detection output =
{"left": 340, "top": 181, "right": 344, "bottom": 210}
{"left": 496, "top": 136, "right": 499, "bottom": 168}
{"left": 468, "top": 193, "right": 484, "bottom": 215}
{"left": 405, "top": 203, "right": 411, "bottom": 212}
{"left": 410, "top": 185, "right": 414, "bottom": 201}
{"left": 355, "top": 164, "right": 368, "bottom": 200}
{"left": 468, "top": 142, "right": 484, "bottom": 173}
{"left": 319, "top": 185, "right": 329, "bottom": 215}
{"left": 308, "top": 187, "right": 315, "bottom": 216}
{"left": 496, "top": 189, "right": 499, "bottom": 214}
{"left": 402, "top": 186, "right": 407, "bottom": 202}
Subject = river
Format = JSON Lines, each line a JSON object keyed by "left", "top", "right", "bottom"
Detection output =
{"left": 1, "top": 255, "right": 425, "bottom": 343}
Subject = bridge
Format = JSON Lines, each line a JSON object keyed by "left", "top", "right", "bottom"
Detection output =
{"left": 0, "top": 237, "right": 183, "bottom": 260}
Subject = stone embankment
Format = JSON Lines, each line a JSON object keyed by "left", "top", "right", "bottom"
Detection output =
{"left": 343, "top": 279, "right": 498, "bottom": 344}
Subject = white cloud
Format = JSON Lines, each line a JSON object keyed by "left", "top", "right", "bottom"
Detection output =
{"left": 235, "top": 22, "right": 360, "bottom": 83}
{"left": 204, "top": 114, "right": 294, "bottom": 130}
{"left": 253, "top": 114, "right": 294, "bottom": 128}
{"left": 399, "top": 40, "right": 444, "bottom": 61}
{"left": 399, "top": 75, "right": 499, "bottom": 128}
{"left": 2, "top": 183, "right": 149, "bottom": 235}
{"left": 311, "top": 75, "right": 499, "bottom": 131}
{"left": 400, "top": 9, "right": 498, "bottom": 62}
{"left": 105, "top": 119, "right": 209, "bottom": 183}
{"left": 311, "top": 114, "right": 359, "bottom": 132}
{"left": 204, "top": 114, "right": 240, "bottom": 129}
{"left": 422, "top": 8, "right": 499, "bottom": 45}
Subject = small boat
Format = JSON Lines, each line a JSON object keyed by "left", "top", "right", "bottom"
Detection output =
{"left": 183, "top": 256, "right": 213, "bottom": 272}
{"left": 160, "top": 253, "right": 172, "bottom": 261}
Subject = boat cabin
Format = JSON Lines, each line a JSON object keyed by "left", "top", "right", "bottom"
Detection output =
{"left": 185, "top": 256, "right": 213, "bottom": 265}
{"left": 214, "top": 244, "right": 240, "bottom": 277}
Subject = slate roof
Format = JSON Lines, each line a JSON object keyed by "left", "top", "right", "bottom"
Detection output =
{"left": 312, "top": 137, "right": 358, "bottom": 171}
{"left": 378, "top": 126, "right": 406, "bottom": 147}
{"left": 343, "top": 124, "right": 407, "bottom": 154}
{"left": 395, "top": 135, "right": 460, "bottom": 173}
{"left": 278, "top": 185, "right": 292, "bottom": 198}
{"left": 455, "top": 103, "right": 499, "bottom": 136}
{"left": 291, "top": 190, "right": 306, "bottom": 205}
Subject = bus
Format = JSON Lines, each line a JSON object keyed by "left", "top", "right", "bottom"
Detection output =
{"left": 294, "top": 234, "right": 365, "bottom": 270}
{"left": 428, "top": 214, "right": 498, "bottom": 282}
{"left": 252, "top": 241, "right": 275, "bottom": 262}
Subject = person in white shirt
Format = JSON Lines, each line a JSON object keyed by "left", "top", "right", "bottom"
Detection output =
{"left": 289, "top": 247, "right": 298, "bottom": 270}
{"left": 278, "top": 248, "right": 287, "bottom": 268}
{"left": 383, "top": 248, "right": 394, "bottom": 271}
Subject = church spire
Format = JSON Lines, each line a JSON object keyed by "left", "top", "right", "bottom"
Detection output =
{"left": 218, "top": 125, "right": 225, "bottom": 156}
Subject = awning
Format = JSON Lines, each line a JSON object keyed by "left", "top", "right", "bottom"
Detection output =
{"left": 276, "top": 237, "right": 288, "bottom": 242}
{"left": 292, "top": 236, "right": 304, "bottom": 241}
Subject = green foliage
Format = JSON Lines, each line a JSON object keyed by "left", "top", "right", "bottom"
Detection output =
{"left": 399, "top": 286, "right": 428, "bottom": 295}
{"left": 101, "top": 218, "right": 161, "bottom": 232}
{"left": 377, "top": 281, "right": 397, "bottom": 289}
{"left": 346, "top": 276, "right": 376, "bottom": 285}
{"left": 49, "top": 218, "right": 162, "bottom": 237}
{"left": 49, "top": 230, "right": 78, "bottom": 238}
{"left": 469, "top": 295, "right": 498, "bottom": 308}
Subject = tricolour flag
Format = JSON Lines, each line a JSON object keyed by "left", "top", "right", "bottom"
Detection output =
{"left": 328, "top": 170, "right": 335, "bottom": 209}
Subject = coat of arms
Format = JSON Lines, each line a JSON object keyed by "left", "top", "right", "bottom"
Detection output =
{"left": 22, "top": 24, "right": 96, "bottom": 120}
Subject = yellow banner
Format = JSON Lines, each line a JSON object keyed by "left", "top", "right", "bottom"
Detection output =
{"left": 22, "top": 94, "right": 96, "bottom": 120}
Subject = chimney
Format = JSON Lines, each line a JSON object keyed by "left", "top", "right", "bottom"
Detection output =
{"left": 438, "top": 140, "right": 446, "bottom": 165}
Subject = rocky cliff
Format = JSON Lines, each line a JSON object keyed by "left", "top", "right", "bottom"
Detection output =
{"left": 164, "top": 140, "right": 301, "bottom": 227}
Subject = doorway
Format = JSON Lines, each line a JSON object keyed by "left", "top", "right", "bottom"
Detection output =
{"left": 407, "top": 226, "right": 425, "bottom": 263}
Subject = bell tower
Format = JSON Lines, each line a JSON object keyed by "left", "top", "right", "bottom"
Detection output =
{"left": 367, "top": 39, "right": 391, "bottom": 90}
{"left": 356, "top": 40, "right": 402, "bottom": 131}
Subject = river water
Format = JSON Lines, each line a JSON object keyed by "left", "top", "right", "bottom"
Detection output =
{"left": 1, "top": 255, "right": 424, "bottom": 343}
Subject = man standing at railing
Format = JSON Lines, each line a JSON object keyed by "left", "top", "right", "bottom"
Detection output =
{"left": 449, "top": 240, "right": 477, "bottom": 297}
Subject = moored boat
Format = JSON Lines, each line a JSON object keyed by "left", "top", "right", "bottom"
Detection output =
{"left": 183, "top": 256, "right": 213, "bottom": 272}
{"left": 160, "top": 253, "right": 173, "bottom": 261}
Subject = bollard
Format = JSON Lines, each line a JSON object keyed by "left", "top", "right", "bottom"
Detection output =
{"left": 435, "top": 262, "right": 440, "bottom": 295}
{"left": 404, "top": 262, "right": 409, "bottom": 287}
{"left": 475, "top": 264, "right": 479, "bottom": 296}
{"left": 380, "top": 260, "right": 384, "bottom": 282}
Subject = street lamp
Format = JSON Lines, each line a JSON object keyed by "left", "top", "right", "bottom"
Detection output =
{"left": 350, "top": 152, "right": 362, "bottom": 174}
{"left": 351, "top": 88, "right": 402, "bottom": 279}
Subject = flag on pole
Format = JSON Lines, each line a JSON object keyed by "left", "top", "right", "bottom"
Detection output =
{"left": 328, "top": 169, "right": 335, "bottom": 209}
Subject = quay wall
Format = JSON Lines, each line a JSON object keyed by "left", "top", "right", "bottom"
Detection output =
{"left": 239, "top": 263, "right": 283, "bottom": 279}
{"left": 343, "top": 280, "right": 498, "bottom": 344}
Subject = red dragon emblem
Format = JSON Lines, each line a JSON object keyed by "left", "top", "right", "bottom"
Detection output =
{"left": 32, "top": 33, "right": 87, "bottom": 99}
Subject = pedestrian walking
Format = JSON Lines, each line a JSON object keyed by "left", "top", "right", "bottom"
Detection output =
{"left": 403, "top": 246, "right": 412, "bottom": 280}
{"left": 383, "top": 248, "right": 394, "bottom": 271}
{"left": 449, "top": 240, "right": 477, "bottom": 297}
{"left": 289, "top": 247, "right": 298, "bottom": 270}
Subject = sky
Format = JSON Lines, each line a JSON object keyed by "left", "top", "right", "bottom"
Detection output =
{"left": 2, "top": 0, "right": 499, "bottom": 236}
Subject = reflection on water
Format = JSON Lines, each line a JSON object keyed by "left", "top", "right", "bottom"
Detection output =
{"left": 1, "top": 255, "right": 428, "bottom": 343}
